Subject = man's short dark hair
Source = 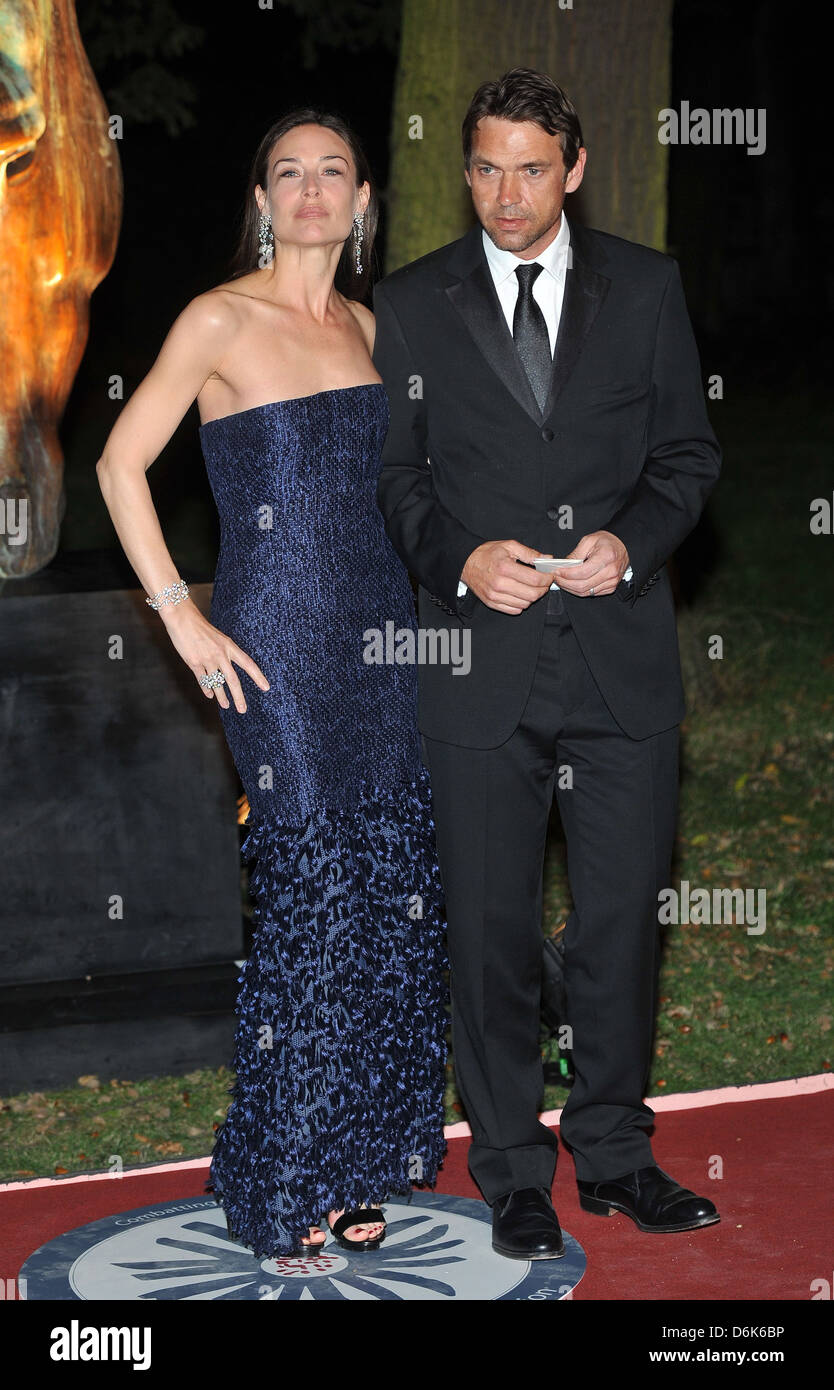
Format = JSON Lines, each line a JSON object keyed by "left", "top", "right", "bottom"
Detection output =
{"left": 462, "top": 67, "right": 584, "bottom": 176}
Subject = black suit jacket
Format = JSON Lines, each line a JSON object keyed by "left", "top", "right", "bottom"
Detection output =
{"left": 372, "top": 218, "right": 721, "bottom": 746}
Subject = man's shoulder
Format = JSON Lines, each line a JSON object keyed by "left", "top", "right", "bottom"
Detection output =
{"left": 577, "top": 223, "right": 676, "bottom": 286}
{"left": 374, "top": 222, "right": 677, "bottom": 305}
{"left": 373, "top": 233, "right": 468, "bottom": 302}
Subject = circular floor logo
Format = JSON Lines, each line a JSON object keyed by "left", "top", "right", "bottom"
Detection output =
{"left": 21, "top": 1193, "right": 585, "bottom": 1301}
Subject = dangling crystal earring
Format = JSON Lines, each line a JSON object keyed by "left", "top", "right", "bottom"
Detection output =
{"left": 258, "top": 211, "right": 274, "bottom": 266}
{"left": 353, "top": 210, "right": 364, "bottom": 274}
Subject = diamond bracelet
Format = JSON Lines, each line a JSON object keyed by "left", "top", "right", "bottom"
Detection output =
{"left": 146, "top": 580, "right": 190, "bottom": 611}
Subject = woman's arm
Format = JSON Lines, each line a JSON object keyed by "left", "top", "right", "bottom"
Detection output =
{"left": 96, "top": 293, "right": 269, "bottom": 712}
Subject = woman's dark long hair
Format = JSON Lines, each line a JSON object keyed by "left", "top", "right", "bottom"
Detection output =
{"left": 227, "top": 108, "right": 378, "bottom": 301}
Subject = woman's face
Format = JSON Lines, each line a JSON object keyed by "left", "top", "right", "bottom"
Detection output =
{"left": 255, "top": 123, "right": 368, "bottom": 255}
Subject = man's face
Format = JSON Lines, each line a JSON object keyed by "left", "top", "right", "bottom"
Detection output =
{"left": 465, "top": 115, "right": 585, "bottom": 258}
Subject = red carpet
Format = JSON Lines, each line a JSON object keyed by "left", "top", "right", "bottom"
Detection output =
{"left": 2, "top": 1086, "right": 830, "bottom": 1300}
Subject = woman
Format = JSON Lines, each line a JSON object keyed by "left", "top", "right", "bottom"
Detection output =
{"left": 96, "top": 109, "right": 449, "bottom": 1258}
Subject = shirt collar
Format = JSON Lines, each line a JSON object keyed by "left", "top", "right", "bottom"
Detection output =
{"left": 481, "top": 210, "right": 571, "bottom": 286}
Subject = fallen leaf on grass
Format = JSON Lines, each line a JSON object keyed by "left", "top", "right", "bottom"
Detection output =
{"left": 7, "top": 1095, "right": 49, "bottom": 1115}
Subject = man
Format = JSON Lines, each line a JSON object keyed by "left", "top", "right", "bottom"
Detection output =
{"left": 372, "top": 67, "right": 722, "bottom": 1259}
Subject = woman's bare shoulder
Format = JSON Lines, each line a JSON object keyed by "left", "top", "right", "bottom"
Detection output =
{"left": 182, "top": 281, "right": 255, "bottom": 330}
{"left": 344, "top": 296, "right": 375, "bottom": 351}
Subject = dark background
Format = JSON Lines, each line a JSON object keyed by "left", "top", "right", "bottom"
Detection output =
{"left": 56, "top": 0, "right": 826, "bottom": 584}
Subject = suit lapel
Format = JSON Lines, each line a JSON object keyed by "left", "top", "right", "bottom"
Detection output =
{"left": 541, "top": 234, "right": 610, "bottom": 421}
{"left": 441, "top": 220, "right": 611, "bottom": 425}
{"left": 444, "top": 255, "right": 542, "bottom": 422}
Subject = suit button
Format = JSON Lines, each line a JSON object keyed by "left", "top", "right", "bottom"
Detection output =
{"left": 546, "top": 507, "right": 559, "bottom": 521}
{"left": 541, "top": 427, "right": 554, "bottom": 441}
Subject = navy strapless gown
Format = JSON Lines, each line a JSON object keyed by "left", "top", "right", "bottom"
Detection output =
{"left": 198, "top": 383, "right": 448, "bottom": 1256}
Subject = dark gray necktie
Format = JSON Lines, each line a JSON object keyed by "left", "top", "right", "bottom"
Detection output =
{"left": 513, "top": 263, "right": 551, "bottom": 411}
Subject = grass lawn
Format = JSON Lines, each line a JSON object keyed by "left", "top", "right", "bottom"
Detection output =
{"left": 1, "top": 387, "right": 831, "bottom": 1180}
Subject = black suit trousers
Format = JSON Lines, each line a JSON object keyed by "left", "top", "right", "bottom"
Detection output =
{"left": 421, "top": 591, "right": 679, "bottom": 1202}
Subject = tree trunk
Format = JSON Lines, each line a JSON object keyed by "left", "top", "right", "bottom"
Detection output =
{"left": 385, "top": 0, "right": 673, "bottom": 272}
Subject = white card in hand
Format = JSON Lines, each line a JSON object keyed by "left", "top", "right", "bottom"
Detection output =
{"left": 531, "top": 558, "right": 585, "bottom": 573}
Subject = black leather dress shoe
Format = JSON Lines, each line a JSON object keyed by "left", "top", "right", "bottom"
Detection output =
{"left": 491, "top": 1186, "right": 566, "bottom": 1260}
{"left": 577, "top": 1164, "right": 720, "bottom": 1233}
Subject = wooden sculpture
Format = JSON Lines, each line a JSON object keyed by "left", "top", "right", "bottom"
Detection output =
{"left": 0, "top": 0, "right": 122, "bottom": 578}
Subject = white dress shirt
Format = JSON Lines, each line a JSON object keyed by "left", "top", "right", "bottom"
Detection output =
{"left": 456, "top": 211, "right": 632, "bottom": 598}
{"left": 482, "top": 204, "right": 571, "bottom": 354}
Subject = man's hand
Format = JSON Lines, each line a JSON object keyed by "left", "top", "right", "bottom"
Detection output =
{"left": 461, "top": 540, "right": 555, "bottom": 614}
{"left": 550, "top": 531, "right": 630, "bottom": 597}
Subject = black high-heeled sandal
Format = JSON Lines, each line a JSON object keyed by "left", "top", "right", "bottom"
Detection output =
{"left": 224, "top": 1210, "right": 326, "bottom": 1258}
{"left": 326, "top": 1206, "right": 386, "bottom": 1251}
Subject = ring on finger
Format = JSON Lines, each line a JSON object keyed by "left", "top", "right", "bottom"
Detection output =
{"left": 199, "top": 668, "right": 227, "bottom": 690}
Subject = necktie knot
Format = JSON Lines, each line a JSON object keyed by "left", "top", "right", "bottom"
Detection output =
{"left": 515, "top": 263, "right": 544, "bottom": 294}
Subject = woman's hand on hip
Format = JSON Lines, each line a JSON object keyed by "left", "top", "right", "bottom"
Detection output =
{"left": 160, "top": 601, "right": 270, "bottom": 713}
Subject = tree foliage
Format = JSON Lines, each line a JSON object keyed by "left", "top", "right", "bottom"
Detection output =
{"left": 75, "top": 0, "right": 205, "bottom": 136}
